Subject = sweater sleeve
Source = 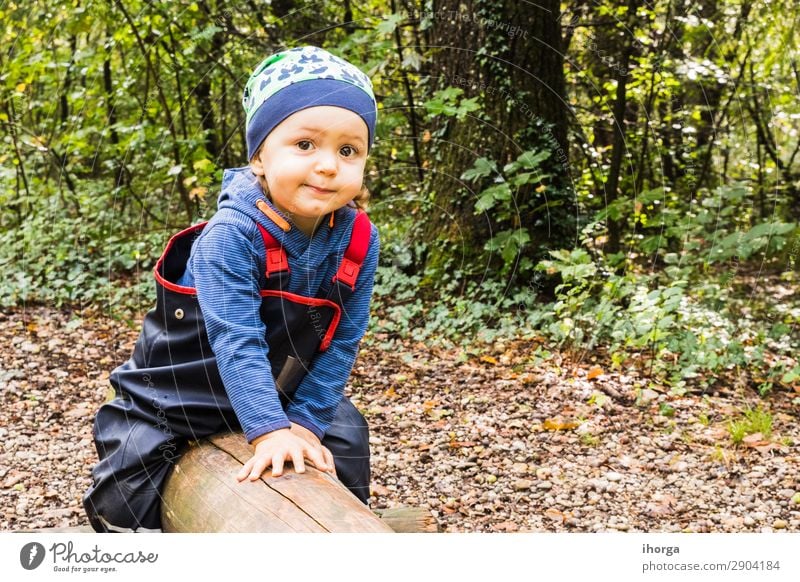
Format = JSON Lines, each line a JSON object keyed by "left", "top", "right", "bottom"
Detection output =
{"left": 191, "top": 221, "right": 291, "bottom": 442}
{"left": 285, "top": 225, "right": 380, "bottom": 439}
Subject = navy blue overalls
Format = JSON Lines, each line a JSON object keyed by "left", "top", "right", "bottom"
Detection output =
{"left": 83, "top": 211, "right": 373, "bottom": 532}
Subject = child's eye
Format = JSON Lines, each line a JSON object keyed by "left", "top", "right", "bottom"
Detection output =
{"left": 297, "top": 140, "right": 313, "bottom": 151}
{"left": 340, "top": 145, "right": 358, "bottom": 157}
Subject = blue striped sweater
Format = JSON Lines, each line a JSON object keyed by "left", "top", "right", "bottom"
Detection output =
{"left": 177, "top": 167, "right": 380, "bottom": 442}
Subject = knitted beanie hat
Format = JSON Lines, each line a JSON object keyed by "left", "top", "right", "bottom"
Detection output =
{"left": 243, "top": 46, "right": 377, "bottom": 159}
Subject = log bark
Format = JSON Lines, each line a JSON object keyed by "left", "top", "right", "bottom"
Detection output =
{"left": 373, "top": 506, "right": 441, "bottom": 533}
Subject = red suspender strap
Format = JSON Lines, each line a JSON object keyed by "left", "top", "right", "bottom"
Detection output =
{"left": 256, "top": 223, "right": 290, "bottom": 277}
{"left": 333, "top": 211, "right": 371, "bottom": 290}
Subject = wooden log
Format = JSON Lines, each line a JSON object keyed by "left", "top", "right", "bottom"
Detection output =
{"left": 374, "top": 507, "right": 441, "bottom": 533}
{"left": 161, "top": 433, "right": 393, "bottom": 533}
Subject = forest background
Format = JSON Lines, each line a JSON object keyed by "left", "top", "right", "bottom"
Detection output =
{"left": 3, "top": 0, "right": 800, "bottom": 413}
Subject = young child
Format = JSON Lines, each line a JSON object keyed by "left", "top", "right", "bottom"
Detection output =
{"left": 83, "top": 46, "right": 380, "bottom": 532}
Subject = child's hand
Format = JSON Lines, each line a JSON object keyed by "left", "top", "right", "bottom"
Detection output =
{"left": 236, "top": 428, "right": 332, "bottom": 482}
{"left": 289, "top": 422, "right": 337, "bottom": 477}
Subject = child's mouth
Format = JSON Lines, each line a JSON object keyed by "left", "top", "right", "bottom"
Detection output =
{"left": 305, "top": 184, "right": 335, "bottom": 194}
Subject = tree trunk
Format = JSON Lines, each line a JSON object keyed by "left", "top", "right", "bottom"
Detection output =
{"left": 421, "top": 0, "right": 573, "bottom": 279}
{"left": 601, "top": 0, "right": 641, "bottom": 255}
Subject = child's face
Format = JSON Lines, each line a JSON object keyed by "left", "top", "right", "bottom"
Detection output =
{"left": 250, "top": 106, "right": 369, "bottom": 234}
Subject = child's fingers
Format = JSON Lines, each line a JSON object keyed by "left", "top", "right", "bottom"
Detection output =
{"left": 248, "top": 456, "right": 272, "bottom": 481}
{"left": 290, "top": 449, "right": 306, "bottom": 474}
{"left": 271, "top": 454, "right": 286, "bottom": 477}
{"left": 322, "top": 447, "right": 336, "bottom": 475}
{"left": 237, "top": 458, "right": 254, "bottom": 482}
{"left": 306, "top": 446, "right": 327, "bottom": 472}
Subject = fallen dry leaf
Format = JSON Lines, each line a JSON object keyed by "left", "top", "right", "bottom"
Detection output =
{"left": 646, "top": 493, "right": 678, "bottom": 517}
{"left": 742, "top": 433, "right": 769, "bottom": 447}
{"left": 587, "top": 367, "right": 604, "bottom": 380}
{"left": 493, "top": 520, "right": 520, "bottom": 532}
{"left": 449, "top": 441, "right": 478, "bottom": 449}
{"left": 544, "top": 508, "right": 566, "bottom": 522}
{"left": 422, "top": 400, "right": 438, "bottom": 412}
{"left": 543, "top": 417, "right": 579, "bottom": 431}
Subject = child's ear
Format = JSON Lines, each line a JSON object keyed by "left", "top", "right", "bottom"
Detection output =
{"left": 250, "top": 156, "right": 265, "bottom": 176}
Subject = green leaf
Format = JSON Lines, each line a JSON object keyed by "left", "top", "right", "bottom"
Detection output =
{"left": 461, "top": 157, "right": 498, "bottom": 181}
{"left": 456, "top": 97, "right": 480, "bottom": 119}
{"left": 503, "top": 149, "right": 551, "bottom": 173}
{"left": 473, "top": 183, "right": 512, "bottom": 214}
{"left": 438, "top": 86, "right": 463, "bottom": 101}
{"left": 376, "top": 13, "right": 404, "bottom": 35}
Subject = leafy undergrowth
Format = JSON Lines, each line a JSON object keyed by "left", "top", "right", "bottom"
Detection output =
{"left": 1, "top": 306, "right": 799, "bottom": 532}
{"left": 370, "top": 259, "right": 800, "bottom": 403}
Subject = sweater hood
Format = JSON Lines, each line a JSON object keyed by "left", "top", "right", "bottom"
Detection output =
{"left": 215, "top": 166, "right": 360, "bottom": 259}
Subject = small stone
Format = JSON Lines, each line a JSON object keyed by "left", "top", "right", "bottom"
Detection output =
{"left": 605, "top": 471, "right": 623, "bottom": 482}
{"left": 537, "top": 481, "right": 553, "bottom": 490}
{"left": 513, "top": 479, "right": 533, "bottom": 491}
{"left": 617, "top": 455, "right": 634, "bottom": 469}
{"left": 743, "top": 516, "right": 755, "bottom": 526}
{"left": 722, "top": 516, "right": 743, "bottom": 528}
{"left": 2, "top": 473, "right": 24, "bottom": 488}
{"left": 64, "top": 405, "right": 92, "bottom": 418}
{"left": 486, "top": 474, "right": 497, "bottom": 484}
{"left": 589, "top": 478, "right": 609, "bottom": 491}
{"left": 639, "top": 389, "right": 659, "bottom": 403}
{"left": 586, "top": 456, "right": 604, "bottom": 468}
{"left": 42, "top": 508, "right": 74, "bottom": 520}
{"left": 773, "top": 520, "right": 787, "bottom": 530}
{"left": 752, "top": 511, "right": 767, "bottom": 520}
{"left": 20, "top": 341, "right": 40, "bottom": 353}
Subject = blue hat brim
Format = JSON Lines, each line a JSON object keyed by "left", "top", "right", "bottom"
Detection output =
{"left": 246, "top": 79, "right": 377, "bottom": 159}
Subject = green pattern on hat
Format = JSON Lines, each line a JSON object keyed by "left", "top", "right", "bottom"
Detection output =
{"left": 242, "top": 46, "right": 376, "bottom": 125}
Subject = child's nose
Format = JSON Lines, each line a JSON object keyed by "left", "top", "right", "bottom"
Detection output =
{"left": 314, "top": 150, "right": 337, "bottom": 174}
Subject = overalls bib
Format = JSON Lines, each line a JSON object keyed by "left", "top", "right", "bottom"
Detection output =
{"left": 83, "top": 212, "right": 373, "bottom": 531}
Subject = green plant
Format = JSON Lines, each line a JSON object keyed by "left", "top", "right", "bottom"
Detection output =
{"left": 728, "top": 407, "right": 773, "bottom": 444}
{"left": 423, "top": 87, "right": 481, "bottom": 121}
{"left": 659, "top": 403, "right": 676, "bottom": 417}
{"left": 460, "top": 148, "right": 555, "bottom": 276}
{"left": 0, "top": 183, "right": 163, "bottom": 312}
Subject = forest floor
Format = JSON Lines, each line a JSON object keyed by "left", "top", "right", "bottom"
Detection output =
{"left": 1, "top": 306, "right": 799, "bottom": 533}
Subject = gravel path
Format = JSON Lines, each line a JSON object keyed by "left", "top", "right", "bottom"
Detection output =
{"left": 2, "top": 307, "right": 799, "bottom": 532}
